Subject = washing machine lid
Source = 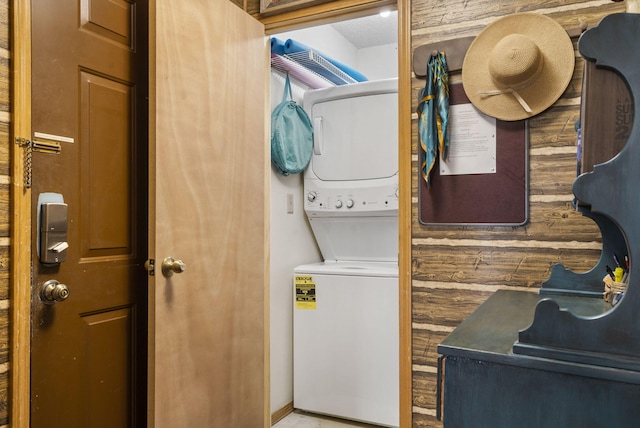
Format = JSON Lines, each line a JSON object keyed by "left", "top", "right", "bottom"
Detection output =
{"left": 308, "top": 215, "right": 398, "bottom": 263}
{"left": 294, "top": 260, "right": 398, "bottom": 277}
{"left": 304, "top": 78, "right": 398, "bottom": 182}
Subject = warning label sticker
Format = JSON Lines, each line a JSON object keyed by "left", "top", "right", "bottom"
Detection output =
{"left": 295, "top": 275, "right": 316, "bottom": 309}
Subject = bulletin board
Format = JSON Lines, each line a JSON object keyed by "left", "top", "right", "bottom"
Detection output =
{"left": 419, "top": 83, "right": 528, "bottom": 226}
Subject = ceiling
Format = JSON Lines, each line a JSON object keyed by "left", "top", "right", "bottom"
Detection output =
{"left": 330, "top": 11, "right": 398, "bottom": 49}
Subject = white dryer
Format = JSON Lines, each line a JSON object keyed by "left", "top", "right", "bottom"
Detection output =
{"left": 293, "top": 78, "right": 399, "bottom": 427}
{"left": 303, "top": 78, "right": 398, "bottom": 262}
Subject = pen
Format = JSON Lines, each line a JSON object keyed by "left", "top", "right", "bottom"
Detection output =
{"left": 606, "top": 265, "right": 616, "bottom": 280}
{"left": 625, "top": 255, "right": 630, "bottom": 270}
{"left": 614, "top": 253, "right": 622, "bottom": 268}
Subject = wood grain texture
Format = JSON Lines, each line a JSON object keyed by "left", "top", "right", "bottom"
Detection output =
{"left": 412, "top": 412, "right": 440, "bottom": 428}
{"left": 151, "top": 1, "right": 267, "bottom": 426}
{"left": 412, "top": 329, "right": 450, "bottom": 367}
{"left": 411, "top": 1, "right": 625, "bottom": 426}
{"left": 412, "top": 202, "right": 602, "bottom": 242}
{"left": 8, "top": 0, "right": 30, "bottom": 425}
{"left": 412, "top": 370, "right": 438, "bottom": 410}
{"left": 257, "top": 0, "right": 395, "bottom": 32}
{"left": 397, "top": 0, "right": 413, "bottom": 425}
{"left": 0, "top": 123, "right": 10, "bottom": 177}
{"left": 0, "top": 369, "right": 7, "bottom": 425}
{"left": 271, "top": 401, "right": 294, "bottom": 425}
{"left": 412, "top": 288, "right": 496, "bottom": 327}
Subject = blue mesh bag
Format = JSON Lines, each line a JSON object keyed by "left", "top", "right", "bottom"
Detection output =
{"left": 271, "top": 74, "right": 314, "bottom": 176}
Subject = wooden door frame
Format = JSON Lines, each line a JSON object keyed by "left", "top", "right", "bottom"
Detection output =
{"left": 262, "top": 1, "right": 412, "bottom": 425}
{"left": 10, "top": 0, "right": 412, "bottom": 426}
{"left": 11, "top": 0, "right": 33, "bottom": 425}
{"left": 397, "top": 2, "right": 412, "bottom": 424}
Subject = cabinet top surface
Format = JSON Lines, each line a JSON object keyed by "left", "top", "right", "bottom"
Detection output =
{"left": 438, "top": 290, "right": 609, "bottom": 357}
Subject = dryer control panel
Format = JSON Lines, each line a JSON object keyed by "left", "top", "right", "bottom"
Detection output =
{"left": 304, "top": 178, "right": 398, "bottom": 217}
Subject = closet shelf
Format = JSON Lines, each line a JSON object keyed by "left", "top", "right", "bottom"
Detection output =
{"left": 271, "top": 50, "right": 358, "bottom": 87}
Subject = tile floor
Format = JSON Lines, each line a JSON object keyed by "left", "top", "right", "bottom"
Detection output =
{"left": 273, "top": 410, "right": 382, "bottom": 428}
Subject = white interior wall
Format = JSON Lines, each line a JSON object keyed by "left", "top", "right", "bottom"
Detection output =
{"left": 269, "top": 22, "right": 398, "bottom": 415}
{"left": 269, "top": 72, "right": 323, "bottom": 414}
{"left": 358, "top": 43, "right": 398, "bottom": 80}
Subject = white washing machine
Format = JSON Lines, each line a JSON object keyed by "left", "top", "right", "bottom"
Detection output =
{"left": 293, "top": 261, "right": 398, "bottom": 427}
{"left": 293, "top": 78, "right": 399, "bottom": 427}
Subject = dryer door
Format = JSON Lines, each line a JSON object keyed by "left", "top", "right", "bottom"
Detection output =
{"left": 309, "top": 84, "right": 398, "bottom": 181}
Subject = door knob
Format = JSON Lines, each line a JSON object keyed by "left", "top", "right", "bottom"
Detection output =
{"left": 161, "top": 257, "right": 186, "bottom": 277}
{"left": 40, "top": 279, "right": 70, "bottom": 305}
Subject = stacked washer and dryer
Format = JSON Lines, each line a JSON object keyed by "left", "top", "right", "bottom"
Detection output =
{"left": 293, "top": 78, "right": 399, "bottom": 427}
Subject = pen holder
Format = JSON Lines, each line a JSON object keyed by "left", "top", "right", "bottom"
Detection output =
{"left": 603, "top": 278, "right": 627, "bottom": 306}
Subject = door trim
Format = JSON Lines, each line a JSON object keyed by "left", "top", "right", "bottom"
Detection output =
{"left": 398, "top": 1, "right": 412, "bottom": 425}
{"left": 260, "top": 0, "right": 396, "bottom": 32}
{"left": 11, "top": 0, "right": 33, "bottom": 425}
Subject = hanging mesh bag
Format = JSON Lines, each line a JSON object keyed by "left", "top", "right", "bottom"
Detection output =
{"left": 271, "top": 74, "right": 314, "bottom": 175}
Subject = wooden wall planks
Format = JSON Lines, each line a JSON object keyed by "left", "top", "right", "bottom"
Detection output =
{"left": 411, "top": 1, "right": 625, "bottom": 426}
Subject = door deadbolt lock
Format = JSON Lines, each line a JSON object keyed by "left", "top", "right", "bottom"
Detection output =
{"left": 39, "top": 200, "right": 69, "bottom": 265}
{"left": 40, "top": 279, "right": 70, "bottom": 305}
{"left": 161, "top": 257, "right": 186, "bottom": 277}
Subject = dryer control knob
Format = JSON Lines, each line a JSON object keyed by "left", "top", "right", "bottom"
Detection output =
{"left": 335, "top": 200, "right": 343, "bottom": 209}
{"left": 346, "top": 199, "right": 354, "bottom": 209}
{"left": 307, "top": 191, "right": 317, "bottom": 202}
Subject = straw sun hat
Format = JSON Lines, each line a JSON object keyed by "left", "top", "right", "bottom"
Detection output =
{"left": 462, "top": 13, "right": 575, "bottom": 121}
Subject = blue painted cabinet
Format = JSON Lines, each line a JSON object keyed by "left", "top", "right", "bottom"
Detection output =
{"left": 438, "top": 14, "right": 640, "bottom": 427}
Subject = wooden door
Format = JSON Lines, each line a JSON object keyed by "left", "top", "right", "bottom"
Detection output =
{"left": 30, "top": 0, "right": 148, "bottom": 427}
{"left": 149, "top": 0, "right": 268, "bottom": 427}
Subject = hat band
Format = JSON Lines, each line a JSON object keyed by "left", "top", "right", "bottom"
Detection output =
{"left": 478, "top": 88, "right": 532, "bottom": 113}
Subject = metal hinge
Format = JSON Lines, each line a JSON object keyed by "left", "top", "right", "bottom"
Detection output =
{"left": 144, "top": 259, "right": 155, "bottom": 276}
{"left": 15, "top": 136, "right": 62, "bottom": 188}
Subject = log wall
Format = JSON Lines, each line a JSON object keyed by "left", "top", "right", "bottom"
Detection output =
{"left": 410, "top": 1, "right": 625, "bottom": 426}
